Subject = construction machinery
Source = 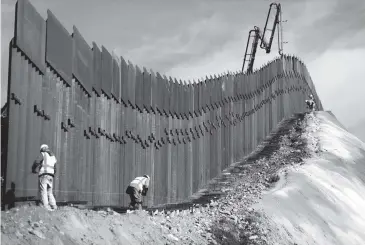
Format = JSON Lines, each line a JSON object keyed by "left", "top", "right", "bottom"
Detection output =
{"left": 242, "top": 3, "right": 286, "bottom": 74}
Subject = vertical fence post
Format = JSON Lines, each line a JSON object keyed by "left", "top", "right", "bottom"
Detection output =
{"left": 4, "top": 0, "right": 324, "bottom": 209}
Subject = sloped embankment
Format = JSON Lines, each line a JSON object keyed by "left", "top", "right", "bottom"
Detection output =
{"left": 255, "top": 112, "right": 365, "bottom": 245}
{"left": 3, "top": 111, "right": 363, "bottom": 245}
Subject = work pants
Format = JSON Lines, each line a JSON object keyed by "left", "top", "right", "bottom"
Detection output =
{"left": 126, "top": 186, "right": 142, "bottom": 210}
{"left": 39, "top": 174, "right": 57, "bottom": 210}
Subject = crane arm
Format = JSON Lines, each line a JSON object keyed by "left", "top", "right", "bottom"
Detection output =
{"left": 241, "top": 3, "right": 284, "bottom": 74}
{"left": 241, "top": 29, "right": 260, "bottom": 74}
{"left": 260, "top": 3, "right": 282, "bottom": 53}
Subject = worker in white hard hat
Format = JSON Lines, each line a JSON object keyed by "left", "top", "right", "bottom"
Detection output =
{"left": 32, "top": 144, "right": 58, "bottom": 211}
{"left": 305, "top": 94, "right": 316, "bottom": 112}
{"left": 126, "top": 175, "right": 150, "bottom": 210}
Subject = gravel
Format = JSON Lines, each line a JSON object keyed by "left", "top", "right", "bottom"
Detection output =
{"left": 1, "top": 113, "right": 320, "bottom": 245}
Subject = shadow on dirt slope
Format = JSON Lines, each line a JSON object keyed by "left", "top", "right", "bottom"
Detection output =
{"left": 1, "top": 111, "right": 364, "bottom": 245}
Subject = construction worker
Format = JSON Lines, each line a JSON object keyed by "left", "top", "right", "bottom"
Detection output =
{"left": 32, "top": 144, "right": 58, "bottom": 211}
{"left": 126, "top": 175, "right": 150, "bottom": 210}
{"left": 305, "top": 94, "right": 316, "bottom": 112}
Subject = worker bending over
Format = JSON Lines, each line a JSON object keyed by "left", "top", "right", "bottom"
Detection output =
{"left": 32, "top": 144, "right": 58, "bottom": 211}
{"left": 126, "top": 175, "right": 150, "bottom": 210}
{"left": 305, "top": 94, "right": 316, "bottom": 112}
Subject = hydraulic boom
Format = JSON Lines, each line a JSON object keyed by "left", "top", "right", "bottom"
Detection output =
{"left": 242, "top": 3, "right": 285, "bottom": 74}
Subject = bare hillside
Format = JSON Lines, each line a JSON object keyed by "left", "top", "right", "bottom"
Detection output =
{"left": 2, "top": 112, "right": 364, "bottom": 245}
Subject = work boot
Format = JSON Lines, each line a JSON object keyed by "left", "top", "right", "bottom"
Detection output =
{"left": 44, "top": 205, "right": 54, "bottom": 211}
{"left": 136, "top": 203, "right": 142, "bottom": 211}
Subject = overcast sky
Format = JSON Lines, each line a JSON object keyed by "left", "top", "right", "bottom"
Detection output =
{"left": 1, "top": 0, "right": 365, "bottom": 128}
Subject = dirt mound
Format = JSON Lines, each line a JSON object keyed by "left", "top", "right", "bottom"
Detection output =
{"left": 1, "top": 113, "right": 314, "bottom": 245}
{"left": 254, "top": 111, "right": 365, "bottom": 245}
{"left": 2, "top": 204, "right": 212, "bottom": 245}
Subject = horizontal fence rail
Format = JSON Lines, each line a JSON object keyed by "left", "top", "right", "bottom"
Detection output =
{"left": 3, "top": 0, "right": 323, "bottom": 208}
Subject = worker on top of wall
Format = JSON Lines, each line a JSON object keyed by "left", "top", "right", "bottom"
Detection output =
{"left": 305, "top": 94, "right": 316, "bottom": 112}
{"left": 126, "top": 175, "right": 150, "bottom": 210}
{"left": 32, "top": 144, "right": 58, "bottom": 211}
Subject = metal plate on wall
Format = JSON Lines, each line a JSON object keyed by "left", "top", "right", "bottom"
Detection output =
{"left": 112, "top": 57, "right": 121, "bottom": 102}
{"left": 101, "top": 46, "right": 113, "bottom": 98}
{"left": 92, "top": 43, "right": 102, "bottom": 96}
{"left": 15, "top": 0, "right": 46, "bottom": 74}
{"left": 72, "top": 26, "right": 92, "bottom": 96}
{"left": 46, "top": 10, "right": 73, "bottom": 86}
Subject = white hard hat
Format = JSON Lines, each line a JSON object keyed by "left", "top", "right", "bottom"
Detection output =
{"left": 143, "top": 174, "right": 150, "bottom": 179}
{"left": 40, "top": 144, "right": 49, "bottom": 151}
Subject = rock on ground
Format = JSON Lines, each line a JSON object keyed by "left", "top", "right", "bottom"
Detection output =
{"left": 1, "top": 113, "right": 318, "bottom": 245}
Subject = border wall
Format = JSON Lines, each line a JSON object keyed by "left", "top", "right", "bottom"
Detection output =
{"left": 3, "top": 0, "right": 323, "bottom": 207}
